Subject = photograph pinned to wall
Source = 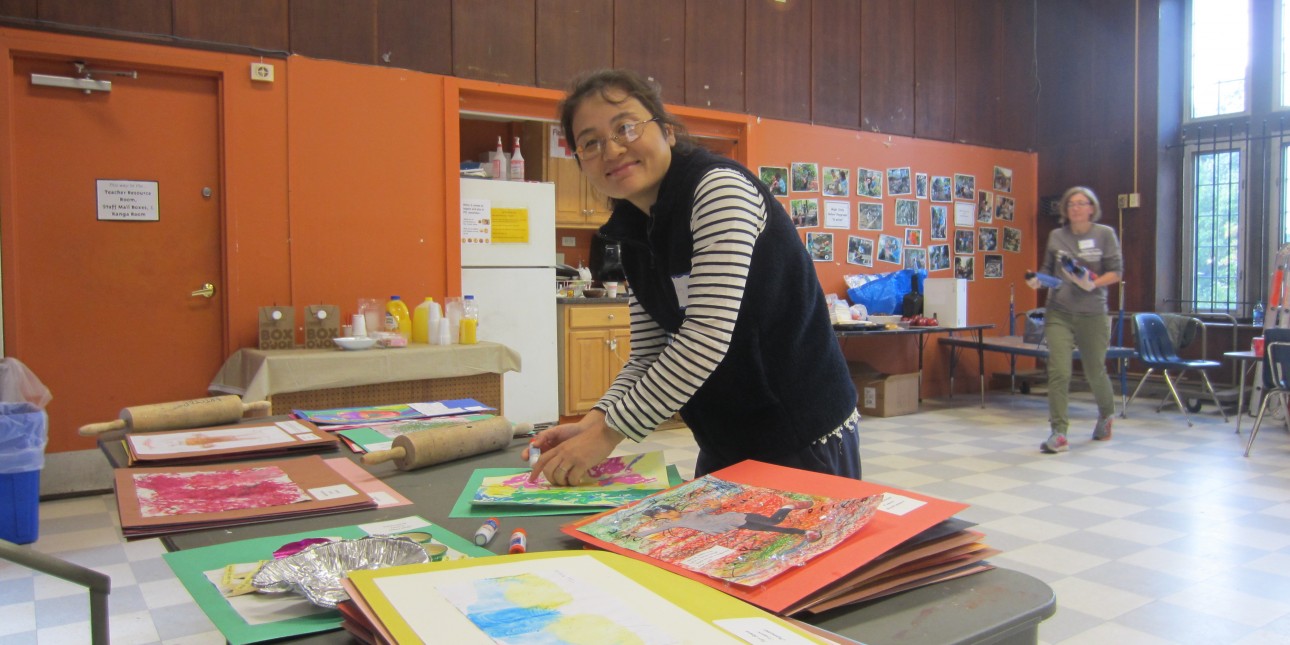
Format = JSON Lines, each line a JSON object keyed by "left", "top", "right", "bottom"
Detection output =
{"left": 877, "top": 234, "right": 903, "bottom": 265}
{"left": 928, "top": 244, "right": 951, "bottom": 271}
{"left": 954, "top": 174, "right": 976, "bottom": 200}
{"left": 976, "top": 190, "right": 994, "bottom": 223}
{"left": 791, "top": 162, "right": 820, "bottom": 192}
{"left": 887, "top": 167, "right": 912, "bottom": 196}
{"left": 904, "top": 248, "right": 927, "bottom": 271}
{"left": 790, "top": 199, "right": 819, "bottom": 228}
{"left": 847, "top": 236, "right": 874, "bottom": 267}
{"left": 856, "top": 202, "right": 883, "bottom": 230}
{"left": 996, "top": 195, "right": 1016, "bottom": 221}
{"left": 806, "top": 232, "right": 834, "bottom": 262}
{"left": 930, "top": 205, "right": 948, "bottom": 240}
{"left": 1003, "top": 226, "right": 1023, "bottom": 253}
{"left": 904, "top": 228, "right": 922, "bottom": 247}
{"left": 822, "top": 167, "right": 850, "bottom": 197}
{"left": 915, "top": 173, "right": 929, "bottom": 199}
{"left": 894, "top": 199, "right": 919, "bottom": 226}
{"left": 759, "top": 166, "right": 789, "bottom": 197}
{"left": 954, "top": 255, "right": 975, "bottom": 280}
{"left": 856, "top": 168, "right": 883, "bottom": 199}
{"left": 953, "top": 201, "right": 976, "bottom": 227}
{"left": 930, "top": 175, "right": 953, "bottom": 202}
{"left": 823, "top": 200, "right": 850, "bottom": 229}
{"left": 983, "top": 254, "right": 1004, "bottom": 278}
{"left": 993, "top": 166, "right": 1013, "bottom": 192}
{"left": 954, "top": 229, "right": 976, "bottom": 254}
{"left": 977, "top": 227, "right": 999, "bottom": 252}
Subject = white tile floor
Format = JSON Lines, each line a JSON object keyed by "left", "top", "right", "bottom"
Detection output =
{"left": 4, "top": 391, "right": 1290, "bottom": 644}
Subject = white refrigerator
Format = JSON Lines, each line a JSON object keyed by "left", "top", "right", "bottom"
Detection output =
{"left": 460, "top": 177, "right": 559, "bottom": 429}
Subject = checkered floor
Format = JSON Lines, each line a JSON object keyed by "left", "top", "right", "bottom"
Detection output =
{"left": 4, "top": 391, "right": 1290, "bottom": 644}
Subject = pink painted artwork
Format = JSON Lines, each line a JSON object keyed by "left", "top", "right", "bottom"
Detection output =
{"left": 132, "top": 466, "right": 313, "bottom": 518}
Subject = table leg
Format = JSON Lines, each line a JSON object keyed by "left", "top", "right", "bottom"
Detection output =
{"left": 916, "top": 333, "right": 927, "bottom": 403}
{"left": 1235, "top": 363, "right": 1247, "bottom": 435}
{"left": 976, "top": 329, "right": 986, "bottom": 408}
{"left": 948, "top": 340, "right": 958, "bottom": 401}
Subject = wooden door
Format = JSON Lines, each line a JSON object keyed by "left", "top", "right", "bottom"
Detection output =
{"left": 7, "top": 56, "right": 224, "bottom": 452}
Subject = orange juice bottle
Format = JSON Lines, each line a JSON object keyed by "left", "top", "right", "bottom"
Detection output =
{"left": 385, "top": 296, "right": 412, "bottom": 340}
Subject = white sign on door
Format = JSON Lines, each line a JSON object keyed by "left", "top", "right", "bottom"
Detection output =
{"left": 97, "top": 179, "right": 159, "bottom": 221}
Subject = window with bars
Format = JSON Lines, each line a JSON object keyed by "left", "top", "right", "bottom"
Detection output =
{"left": 1190, "top": 150, "right": 1242, "bottom": 310}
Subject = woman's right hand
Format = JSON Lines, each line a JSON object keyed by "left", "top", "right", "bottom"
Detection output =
{"left": 1025, "top": 276, "right": 1041, "bottom": 289}
{"left": 525, "top": 410, "right": 624, "bottom": 486}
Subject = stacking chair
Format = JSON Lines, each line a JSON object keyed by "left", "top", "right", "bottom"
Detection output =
{"left": 1246, "top": 341, "right": 1290, "bottom": 456}
{"left": 1127, "top": 313, "right": 1228, "bottom": 426}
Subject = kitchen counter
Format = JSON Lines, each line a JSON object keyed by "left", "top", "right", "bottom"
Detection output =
{"left": 557, "top": 296, "right": 630, "bottom": 305}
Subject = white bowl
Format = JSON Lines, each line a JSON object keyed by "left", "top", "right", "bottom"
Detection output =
{"left": 333, "top": 336, "right": 377, "bottom": 351}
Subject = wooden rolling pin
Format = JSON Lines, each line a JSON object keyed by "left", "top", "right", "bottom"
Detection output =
{"left": 362, "top": 416, "right": 526, "bottom": 471}
{"left": 78, "top": 395, "right": 271, "bottom": 436}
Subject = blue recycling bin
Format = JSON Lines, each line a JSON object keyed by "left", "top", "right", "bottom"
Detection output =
{"left": 0, "top": 402, "right": 48, "bottom": 544}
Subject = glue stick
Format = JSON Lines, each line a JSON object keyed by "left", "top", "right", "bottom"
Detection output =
{"left": 508, "top": 528, "right": 528, "bottom": 554}
{"left": 474, "top": 518, "right": 499, "bottom": 546}
{"left": 528, "top": 441, "right": 540, "bottom": 467}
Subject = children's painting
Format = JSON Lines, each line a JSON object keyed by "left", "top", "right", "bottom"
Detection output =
{"left": 472, "top": 452, "right": 669, "bottom": 508}
{"left": 576, "top": 475, "right": 881, "bottom": 587}
{"left": 294, "top": 399, "right": 491, "bottom": 425}
{"left": 133, "top": 466, "right": 312, "bottom": 517}
{"left": 129, "top": 423, "right": 296, "bottom": 456}
{"left": 436, "top": 570, "right": 675, "bottom": 645}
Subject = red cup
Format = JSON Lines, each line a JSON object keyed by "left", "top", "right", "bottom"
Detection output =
{"left": 1253, "top": 336, "right": 1266, "bottom": 356}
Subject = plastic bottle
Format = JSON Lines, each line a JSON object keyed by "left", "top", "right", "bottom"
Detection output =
{"left": 412, "top": 297, "right": 437, "bottom": 343}
{"left": 1254, "top": 301, "right": 1265, "bottom": 327}
{"left": 491, "top": 136, "right": 506, "bottom": 180}
{"left": 460, "top": 294, "right": 479, "bottom": 344}
{"left": 385, "top": 296, "right": 412, "bottom": 340}
{"left": 508, "top": 136, "right": 525, "bottom": 181}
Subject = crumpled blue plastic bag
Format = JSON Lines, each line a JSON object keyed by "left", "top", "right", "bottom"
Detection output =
{"left": 846, "top": 269, "right": 927, "bottom": 315}
{"left": 0, "top": 402, "right": 48, "bottom": 474}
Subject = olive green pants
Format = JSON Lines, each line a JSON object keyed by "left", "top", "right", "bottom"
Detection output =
{"left": 1044, "top": 308, "right": 1115, "bottom": 435}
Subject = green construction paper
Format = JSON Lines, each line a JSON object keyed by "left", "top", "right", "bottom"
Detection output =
{"left": 449, "top": 465, "right": 683, "bottom": 519}
{"left": 335, "top": 427, "right": 389, "bottom": 451}
{"left": 162, "top": 519, "right": 489, "bottom": 644}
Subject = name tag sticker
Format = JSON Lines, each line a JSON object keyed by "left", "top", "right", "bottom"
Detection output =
{"left": 1078, "top": 239, "right": 1095, "bottom": 249}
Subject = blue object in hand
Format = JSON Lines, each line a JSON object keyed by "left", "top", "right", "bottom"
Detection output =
{"left": 1025, "top": 271, "right": 1062, "bottom": 289}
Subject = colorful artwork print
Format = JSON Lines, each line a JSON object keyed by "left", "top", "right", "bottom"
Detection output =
{"left": 133, "top": 466, "right": 312, "bottom": 518}
{"left": 437, "top": 570, "right": 675, "bottom": 645}
{"left": 129, "top": 424, "right": 295, "bottom": 456}
{"left": 856, "top": 203, "right": 883, "bottom": 230}
{"left": 929, "top": 244, "right": 951, "bottom": 271}
{"left": 807, "top": 232, "right": 833, "bottom": 261}
{"left": 847, "top": 236, "right": 874, "bottom": 267}
{"left": 790, "top": 162, "right": 820, "bottom": 192}
{"left": 856, "top": 168, "right": 883, "bottom": 199}
{"left": 758, "top": 165, "right": 789, "bottom": 196}
{"left": 472, "top": 453, "right": 669, "bottom": 508}
{"left": 295, "top": 399, "right": 490, "bottom": 425}
{"left": 577, "top": 475, "right": 881, "bottom": 587}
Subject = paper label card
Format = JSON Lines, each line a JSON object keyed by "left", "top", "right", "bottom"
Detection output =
{"left": 714, "top": 618, "right": 819, "bottom": 644}
{"left": 359, "top": 516, "right": 434, "bottom": 536}
{"left": 308, "top": 484, "right": 359, "bottom": 500}
{"left": 879, "top": 492, "right": 927, "bottom": 516}
{"left": 97, "top": 179, "right": 159, "bottom": 221}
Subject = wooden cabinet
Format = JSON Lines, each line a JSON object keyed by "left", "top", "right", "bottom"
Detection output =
{"left": 522, "top": 123, "right": 612, "bottom": 229}
{"left": 559, "top": 304, "right": 630, "bottom": 415}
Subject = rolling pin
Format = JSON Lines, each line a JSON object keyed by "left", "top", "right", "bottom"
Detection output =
{"left": 361, "top": 416, "right": 530, "bottom": 471}
{"left": 78, "top": 395, "right": 272, "bottom": 436}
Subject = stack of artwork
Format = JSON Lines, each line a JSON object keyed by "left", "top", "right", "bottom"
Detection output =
{"left": 468, "top": 451, "right": 671, "bottom": 509}
{"left": 125, "top": 419, "right": 338, "bottom": 465}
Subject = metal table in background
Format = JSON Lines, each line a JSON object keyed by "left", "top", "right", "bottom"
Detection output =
{"left": 939, "top": 334, "right": 1137, "bottom": 412}
{"left": 98, "top": 423, "right": 1055, "bottom": 645}
{"left": 1224, "top": 350, "right": 1260, "bottom": 434}
{"left": 835, "top": 323, "right": 994, "bottom": 402}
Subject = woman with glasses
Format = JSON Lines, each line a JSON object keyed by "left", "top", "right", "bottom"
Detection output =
{"left": 1026, "top": 186, "right": 1123, "bottom": 453}
{"left": 526, "top": 69, "right": 860, "bottom": 486}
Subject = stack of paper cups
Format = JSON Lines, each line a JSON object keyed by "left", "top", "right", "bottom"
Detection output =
{"left": 436, "top": 318, "right": 452, "bottom": 345}
{"left": 352, "top": 313, "right": 367, "bottom": 338}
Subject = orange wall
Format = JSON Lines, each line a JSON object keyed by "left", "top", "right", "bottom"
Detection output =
{"left": 745, "top": 120, "right": 1041, "bottom": 394}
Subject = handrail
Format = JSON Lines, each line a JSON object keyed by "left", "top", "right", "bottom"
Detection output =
{"left": 0, "top": 539, "right": 110, "bottom": 644}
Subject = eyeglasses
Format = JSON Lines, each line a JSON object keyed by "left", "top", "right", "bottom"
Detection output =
{"left": 574, "top": 118, "right": 659, "bottom": 160}
{"left": 1068, "top": 200, "right": 1093, "bottom": 208}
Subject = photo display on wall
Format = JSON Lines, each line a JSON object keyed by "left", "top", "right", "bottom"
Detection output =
{"left": 759, "top": 166, "right": 789, "bottom": 196}
{"left": 847, "top": 236, "right": 874, "bottom": 267}
{"left": 822, "top": 167, "right": 849, "bottom": 197}
{"left": 877, "top": 234, "right": 903, "bottom": 266}
{"left": 929, "top": 244, "right": 951, "bottom": 272}
{"left": 806, "top": 232, "right": 834, "bottom": 262}
{"left": 791, "top": 162, "right": 819, "bottom": 192}
{"left": 857, "top": 168, "right": 883, "bottom": 199}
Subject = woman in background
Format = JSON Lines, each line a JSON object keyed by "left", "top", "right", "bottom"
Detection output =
{"left": 527, "top": 69, "right": 860, "bottom": 484}
{"left": 1027, "top": 186, "right": 1123, "bottom": 453}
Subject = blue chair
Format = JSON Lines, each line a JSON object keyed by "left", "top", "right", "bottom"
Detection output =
{"left": 1126, "top": 313, "right": 1228, "bottom": 426}
{"left": 1246, "top": 341, "right": 1290, "bottom": 456}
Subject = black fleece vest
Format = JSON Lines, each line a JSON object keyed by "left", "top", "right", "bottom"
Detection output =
{"left": 598, "top": 148, "right": 858, "bottom": 472}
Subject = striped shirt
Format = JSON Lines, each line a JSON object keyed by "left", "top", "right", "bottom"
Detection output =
{"left": 595, "top": 168, "right": 766, "bottom": 441}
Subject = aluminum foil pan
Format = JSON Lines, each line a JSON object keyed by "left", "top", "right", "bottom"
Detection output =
{"left": 252, "top": 536, "right": 429, "bottom": 608}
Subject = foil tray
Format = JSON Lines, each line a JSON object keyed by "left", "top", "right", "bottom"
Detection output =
{"left": 252, "top": 536, "right": 429, "bottom": 608}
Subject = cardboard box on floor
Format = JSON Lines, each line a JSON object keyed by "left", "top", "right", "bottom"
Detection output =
{"left": 849, "top": 363, "right": 919, "bottom": 417}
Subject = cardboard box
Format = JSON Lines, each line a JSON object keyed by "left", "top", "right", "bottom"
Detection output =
{"left": 851, "top": 368, "right": 919, "bottom": 417}
{"left": 924, "top": 278, "right": 968, "bottom": 327}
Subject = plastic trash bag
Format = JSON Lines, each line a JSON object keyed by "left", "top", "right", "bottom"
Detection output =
{"left": 1023, "top": 308, "right": 1046, "bottom": 345}
{"left": 846, "top": 269, "right": 926, "bottom": 316}
{"left": 0, "top": 358, "right": 50, "bottom": 473}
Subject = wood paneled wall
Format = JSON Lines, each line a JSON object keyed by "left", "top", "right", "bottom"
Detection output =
{"left": 0, "top": 0, "right": 1042, "bottom": 152}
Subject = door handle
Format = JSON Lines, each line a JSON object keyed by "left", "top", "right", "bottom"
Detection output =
{"left": 190, "top": 282, "right": 216, "bottom": 298}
